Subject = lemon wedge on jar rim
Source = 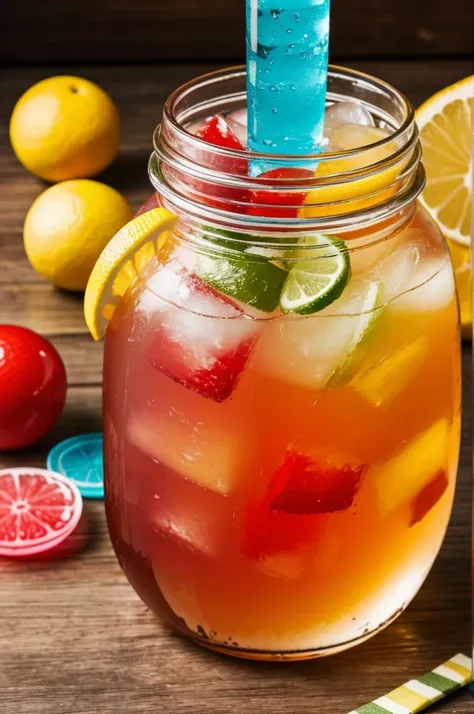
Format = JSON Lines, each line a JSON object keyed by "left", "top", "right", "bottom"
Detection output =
{"left": 416, "top": 75, "right": 473, "bottom": 338}
{"left": 84, "top": 207, "right": 177, "bottom": 340}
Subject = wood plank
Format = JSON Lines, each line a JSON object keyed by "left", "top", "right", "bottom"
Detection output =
{"left": 0, "top": 282, "right": 90, "bottom": 335}
{"left": 2, "top": 0, "right": 473, "bottom": 64}
{"left": 49, "top": 335, "right": 103, "bottom": 386}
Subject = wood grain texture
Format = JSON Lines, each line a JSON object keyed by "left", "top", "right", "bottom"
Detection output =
{"left": 0, "top": 62, "right": 472, "bottom": 714}
{"left": 2, "top": 0, "right": 474, "bottom": 64}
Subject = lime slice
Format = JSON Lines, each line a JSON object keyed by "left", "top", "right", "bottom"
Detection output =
{"left": 196, "top": 228, "right": 287, "bottom": 312}
{"left": 196, "top": 251, "right": 286, "bottom": 312}
{"left": 328, "top": 279, "right": 384, "bottom": 385}
{"left": 280, "top": 235, "right": 350, "bottom": 314}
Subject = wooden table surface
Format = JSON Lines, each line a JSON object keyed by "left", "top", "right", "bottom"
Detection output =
{"left": 0, "top": 60, "right": 472, "bottom": 714}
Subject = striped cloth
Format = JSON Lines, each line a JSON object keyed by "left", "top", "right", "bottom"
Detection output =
{"left": 349, "top": 654, "right": 472, "bottom": 714}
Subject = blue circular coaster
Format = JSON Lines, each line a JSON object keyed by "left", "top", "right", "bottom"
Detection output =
{"left": 47, "top": 433, "right": 104, "bottom": 499}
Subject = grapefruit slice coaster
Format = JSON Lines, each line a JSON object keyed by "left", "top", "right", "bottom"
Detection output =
{"left": 0, "top": 467, "right": 83, "bottom": 557}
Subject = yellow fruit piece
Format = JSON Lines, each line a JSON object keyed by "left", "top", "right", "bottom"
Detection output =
{"left": 84, "top": 208, "right": 177, "bottom": 340}
{"left": 300, "top": 126, "right": 403, "bottom": 218}
{"left": 416, "top": 75, "right": 473, "bottom": 247}
{"left": 10, "top": 76, "right": 121, "bottom": 182}
{"left": 24, "top": 180, "right": 133, "bottom": 292}
{"left": 351, "top": 336, "right": 428, "bottom": 408}
{"left": 373, "top": 419, "right": 449, "bottom": 517}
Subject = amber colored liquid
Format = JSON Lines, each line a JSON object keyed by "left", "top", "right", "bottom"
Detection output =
{"left": 104, "top": 207, "right": 460, "bottom": 659}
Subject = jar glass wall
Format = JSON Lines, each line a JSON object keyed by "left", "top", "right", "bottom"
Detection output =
{"left": 103, "top": 66, "right": 461, "bottom": 661}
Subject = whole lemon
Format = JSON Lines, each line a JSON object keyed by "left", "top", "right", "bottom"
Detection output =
{"left": 10, "top": 76, "right": 121, "bottom": 182}
{"left": 24, "top": 180, "right": 133, "bottom": 291}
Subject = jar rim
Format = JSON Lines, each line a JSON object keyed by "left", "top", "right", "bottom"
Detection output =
{"left": 161, "top": 64, "right": 415, "bottom": 165}
{"left": 151, "top": 64, "right": 424, "bottom": 235}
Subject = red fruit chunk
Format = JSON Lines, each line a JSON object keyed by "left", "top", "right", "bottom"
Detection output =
{"left": 0, "top": 325, "right": 67, "bottom": 450}
{"left": 193, "top": 115, "right": 249, "bottom": 213}
{"left": 410, "top": 469, "right": 449, "bottom": 527}
{"left": 149, "top": 334, "right": 254, "bottom": 403}
{"left": 147, "top": 267, "right": 259, "bottom": 402}
{"left": 267, "top": 451, "right": 365, "bottom": 515}
{"left": 195, "top": 114, "right": 245, "bottom": 152}
{"left": 242, "top": 501, "right": 320, "bottom": 560}
{"left": 248, "top": 167, "right": 313, "bottom": 218}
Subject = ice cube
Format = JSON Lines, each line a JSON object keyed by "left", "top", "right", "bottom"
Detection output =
{"left": 152, "top": 510, "right": 215, "bottom": 557}
{"left": 141, "top": 263, "right": 261, "bottom": 402}
{"left": 187, "top": 120, "right": 204, "bottom": 136}
{"left": 370, "top": 241, "right": 423, "bottom": 303}
{"left": 226, "top": 108, "right": 248, "bottom": 147}
{"left": 324, "top": 101, "right": 375, "bottom": 131}
{"left": 327, "top": 124, "right": 390, "bottom": 151}
{"left": 390, "top": 259, "right": 455, "bottom": 313}
{"left": 227, "top": 108, "right": 248, "bottom": 127}
{"left": 128, "top": 402, "right": 251, "bottom": 496}
{"left": 250, "top": 277, "right": 383, "bottom": 391}
{"left": 149, "top": 471, "right": 231, "bottom": 557}
{"left": 371, "top": 233, "right": 455, "bottom": 312}
{"left": 252, "top": 551, "right": 310, "bottom": 580}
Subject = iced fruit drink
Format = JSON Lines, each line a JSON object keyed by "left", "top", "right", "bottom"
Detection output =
{"left": 103, "top": 67, "right": 461, "bottom": 660}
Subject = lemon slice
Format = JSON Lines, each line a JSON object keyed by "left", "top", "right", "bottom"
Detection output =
{"left": 300, "top": 126, "right": 402, "bottom": 218}
{"left": 416, "top": 75, "right": 473, "bottom": 247}
{"left": 84, "top": 207, "right": 177, "bottom": 340}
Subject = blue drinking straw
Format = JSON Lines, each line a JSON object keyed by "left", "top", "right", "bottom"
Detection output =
{"left": 246, "top": 0, "right": 330, "bottom": 170}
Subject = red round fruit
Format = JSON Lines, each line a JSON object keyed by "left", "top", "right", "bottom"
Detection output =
{"left": 0, "top": 325, "right": 67, "bottom": 450}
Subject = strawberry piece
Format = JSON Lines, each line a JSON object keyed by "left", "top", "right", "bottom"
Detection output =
{"left": 410, "top": 469, "right": 449, "bottom": 526}
{"left": 149, "top": 332, "right": 254, "bottom": 403}
{"left": 248, "top": 167, "right": 313, "bottom": 218}
{"left": 267, "top": 451, "right": 365, "bottom": 515}
{"left": 147, "top": 267, "right": 259, "bottom": 402}
{"left": 195, "top": 114, "right": 245, "bottom": 152}
{"left": 242, "top": 501, "right": 320, "bottom": 560}
{"left": 192, "top": 115, "right": 249, "bottom": 213}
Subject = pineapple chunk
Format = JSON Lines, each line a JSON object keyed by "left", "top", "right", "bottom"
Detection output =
{"left": 351, "top": 336, "right": 428, "bottom": 408}
{"left": 373, "top": 419, "right": 449, "bottom": 517}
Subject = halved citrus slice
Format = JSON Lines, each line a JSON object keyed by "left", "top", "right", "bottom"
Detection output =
{"left": 300, "top": 126, "right": 402, "bottom": 219}
{"left": 416, "top": 75, "right": 473, "bottom": 247}
{"left": 279, "top": 235, "right": 350, "bottom": 314}
{"left": 84, "top": 207, "right": 177, "bottom": 340}
{"left": 0, "top": 467, "right": 83, "bottom": 557}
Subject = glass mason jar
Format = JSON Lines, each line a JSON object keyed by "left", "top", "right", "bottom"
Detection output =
{"left": 103, "top": 66, "right": 461, "bottom": 661}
